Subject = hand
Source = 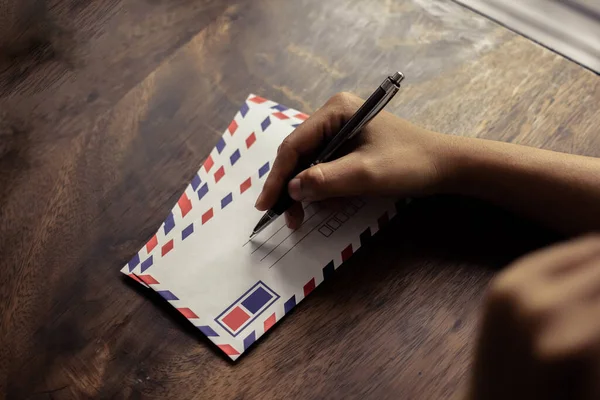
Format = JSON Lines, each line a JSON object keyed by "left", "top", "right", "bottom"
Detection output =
{"left": 255, "top": 92, "right": 455, "bottom": 228}
{"left": 471, "top": 235, "right": 600, "bottom": 400}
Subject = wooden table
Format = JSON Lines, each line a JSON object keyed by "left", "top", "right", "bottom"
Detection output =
{"left": 1, "top": 0, "right": 599, "bottom": 398}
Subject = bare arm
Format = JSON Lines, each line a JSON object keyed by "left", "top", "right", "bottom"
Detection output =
{"left": 444, "top": 136, "right": 600, "bottom": 234}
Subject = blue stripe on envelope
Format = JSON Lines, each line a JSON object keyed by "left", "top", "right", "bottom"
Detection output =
{"left": 221, "top": 193, "right": 233, "bottom": 209}
{"left": 258, "top": 162, "right": 270, "bottom": 178}
{"left": 240, "top": 102, "right": 249, "bottom": 117}
{"left": 191, "top": 174, "right": 202, "bottom": 191}
{"left": 216, "top": 137, "right": 226, "bottom": 154}
{"left": 128, "top": 254, "right": 140, "bottom": 271}
{"left": 182, "top": 223, "right": 194, "bottom": 240}
{"left": 271, "top": 104, "right": 288, "bottom": 111}
{"left": 197, "top": 183, "right": 209, "bottom": 201}
{"left": 140, "top": 256, "right": 153, "bottom": 272}
{"left": 261, "top": 116, "right": 271, "bottom": 131}
{"left": 164, "top": 213, "right": 175, "bottom": 235}
{"left": 230, "top": 149, "right": 241, "bottom": 166}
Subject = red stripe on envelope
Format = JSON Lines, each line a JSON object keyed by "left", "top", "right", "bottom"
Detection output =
{"left": 203, "top": 155, "right": 214, "bottom": 172}
{"left": 214, "top": 166, "right": 225, "bottom": 183}
{"left": 249, "top": 96, "right": 267, "bottom": 104}
{"left": 139, "top": 275, "right": 159, "bottom": 285}
{"left": 161, "top": 240, "right": 174, "bottom": 256}
{"left": 146, "top": 235, "right": 158, "bottom": 252}
{"left": 178, "top": 193, "right": 192, "bottom": 217}
{"left": 228, "top": 120, "right": 238, "bottom": 135}
{"left": 240, "top": 177, "right": 252, "bottom": 194}
{"left": 245, "top": 132, "right": 256, "bottom": 149}
{"left": 177, "top": 308, "right": 199, "bottom": 319}
{"left": 272, "top": 111, "right": 289, "bottom": 120}
{"left": 202, "top": 208, "right": 214, "bottom": 224}
{"left": 218, "top": 344, "right": 240, "bottom": 356}
{"left": 341, "top": 244, "right": 353, "bottom": 262}
{"left": 303, "top": 278, "right": 315, "bottom": 297}
{"left": 264, "top": 313, "right": 276, "bottom": 332}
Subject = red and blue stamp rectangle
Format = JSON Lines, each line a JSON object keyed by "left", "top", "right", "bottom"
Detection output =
{"left": 215, "top": 281, "right": 280, "bottom": 337}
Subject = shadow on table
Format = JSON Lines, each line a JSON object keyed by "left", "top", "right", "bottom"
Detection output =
{"left": 123, "top": 195, "right": 563, "bottom": 362}
{"left": 391, "top": 194, "right": 563, "bottom": 268}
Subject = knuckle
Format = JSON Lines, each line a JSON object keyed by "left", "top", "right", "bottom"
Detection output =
{"left": 304, "top": 165, "right": 327, "bottom": 189}
{"left": 327, "top": 92, "right": 359, "bottom": 119}
{"left": 358, "top": 157, "right": 379, "bottom": 184}
{"left": 327, "top": 92, "right": 352, "bottom": 105}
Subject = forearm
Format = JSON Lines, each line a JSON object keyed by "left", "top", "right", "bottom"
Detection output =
{"left": 444, "top": 136, "right": 600, "bottom": 235}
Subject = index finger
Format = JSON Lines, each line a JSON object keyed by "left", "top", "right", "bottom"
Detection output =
{"left": 255, "top": 92, "right": 358, "bottom": 210}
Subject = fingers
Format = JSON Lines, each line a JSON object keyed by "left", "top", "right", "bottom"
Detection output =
{"left": 550, "top": 248, "right": 600, "bottom": 301}
{"left": 287, "top": 152, "right": 373, "bottom": 202}
{"left": 498, "top": 235, "right": 600, "bottom": 288}
{"left": 255, "top": 93, "right": 359, "bottom": 211}
{"left": 476, "top": 235, "right": 600, "bottom": 400}
{"left": 284, "top": 202, "right": 304, "bottom": 230}
{"left": 487, "top": 235, "right": 600, "bottom": 327}
{"left": 285, "top": 198, "right": 346, "bottom": 230}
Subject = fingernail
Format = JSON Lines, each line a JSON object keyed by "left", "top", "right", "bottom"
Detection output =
{"left": 288, "top": 178, "right": 304, "bottom": 201}
{"left": 255, "top": 192, "right": 264, "bottom": 209}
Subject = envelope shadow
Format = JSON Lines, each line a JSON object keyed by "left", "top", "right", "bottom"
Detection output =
{"left": 122, "top": 276, "right": 236, "bottom": 364}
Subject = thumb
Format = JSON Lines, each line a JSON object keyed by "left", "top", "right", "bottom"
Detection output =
{"left": 288, "top": 153, "right": 371, "bottom": 201}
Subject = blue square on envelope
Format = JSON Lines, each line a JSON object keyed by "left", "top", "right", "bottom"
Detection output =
{"left": 242, "top": 287, "right": 273, "bottom": 314}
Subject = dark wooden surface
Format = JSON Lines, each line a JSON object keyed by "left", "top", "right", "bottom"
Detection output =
{"left": 1, "top": 0, "right": 599, "bottom": 398}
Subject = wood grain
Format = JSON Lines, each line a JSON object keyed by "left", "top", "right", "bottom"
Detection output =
{"left": 0, "top": 0, "right": 598, "bottom": 398}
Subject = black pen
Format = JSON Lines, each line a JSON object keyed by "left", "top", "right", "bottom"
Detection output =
{"left": 251, "top": 71, "right": 405, "bottom": 237}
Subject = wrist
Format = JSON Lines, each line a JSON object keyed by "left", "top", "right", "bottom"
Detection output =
{"left": 435, "top": 135, "right": 522, "bottom": 198}
{"left": 430, "top": 134, "right": 476, "bottom": 196}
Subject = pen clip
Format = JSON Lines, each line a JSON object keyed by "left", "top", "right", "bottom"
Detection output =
{"left": 347, "top": 84, "right": 399, "bottom": 140}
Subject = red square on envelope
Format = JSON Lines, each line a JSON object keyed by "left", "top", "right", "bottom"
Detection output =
{"left": 222, "top": 306, "right": 250, "bottom": 332}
